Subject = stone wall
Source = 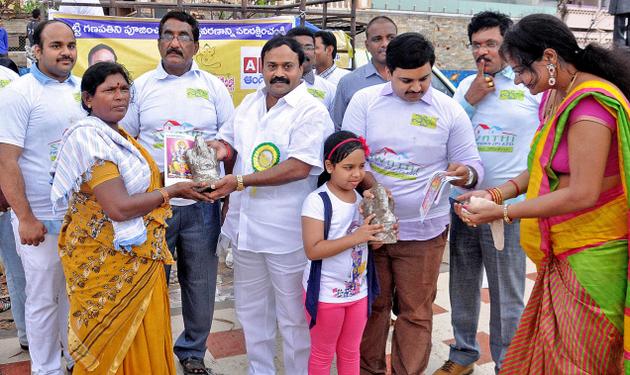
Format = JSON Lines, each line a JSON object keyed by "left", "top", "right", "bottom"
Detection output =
{"left": 354, "top": 10, "right": 477, "bottom": 71}
{"left": 3, "top": 17, "right": 28, "bottom": 67}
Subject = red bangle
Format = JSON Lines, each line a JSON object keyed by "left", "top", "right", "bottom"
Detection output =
{"left": 218, "top": 140, "right": 232, "bottom": 161}
{"left": 508, "top": 179, "right": 521, "bottom": 196}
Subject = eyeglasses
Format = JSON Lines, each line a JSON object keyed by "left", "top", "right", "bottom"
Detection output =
{"left": 160, "top": 33, "right": 194, "bottom": 43}
{"left": 469, "top": 40, "right": 499, "bottom": 51}
{"left": 301, "top": 45, "right": 315, "bottom": 52}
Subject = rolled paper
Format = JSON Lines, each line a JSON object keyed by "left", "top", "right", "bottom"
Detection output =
{"left": 360, "top": 184, "right": 398, "bottom": 244}
{"left": 468, "top": 196, "right": 504, "bottom": 251}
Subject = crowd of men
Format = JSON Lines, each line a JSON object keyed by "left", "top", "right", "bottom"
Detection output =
{"left": 0, "top": 9, "right": 541, "bottom": 375}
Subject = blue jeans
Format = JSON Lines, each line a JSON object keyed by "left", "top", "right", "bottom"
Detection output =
{"left": 0, "top": 211, "right": 27, "bottom": 346}
{"left": 448, "top": 209, "right": 525, "bottom": 373}
{"left": 165, "top": 202, "right": 220, "bottom": 361}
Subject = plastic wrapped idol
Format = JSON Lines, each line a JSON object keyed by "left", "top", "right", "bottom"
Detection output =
{"left": 185, "top": 135, "right": 221, "bottom": 192}
{"left": 360, "top": 183, "right": 397, "bottom": 244}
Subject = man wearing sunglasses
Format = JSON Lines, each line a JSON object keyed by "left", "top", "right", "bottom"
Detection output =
{"left": 121, "top": 11, "right": 234, "bottom": 375}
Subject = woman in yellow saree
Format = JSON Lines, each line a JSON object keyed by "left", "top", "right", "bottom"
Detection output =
{"left": 457, "top": 14, "right": 630, "bottom": 374}
{"left": 50, "top": 62, "right": 210, "bottom": 374}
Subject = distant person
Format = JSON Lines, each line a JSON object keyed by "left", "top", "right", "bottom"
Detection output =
{"left": 609, "top": 0, "right": 630, "bottom": 47}
{"left": 331, "top": 16, "right": 397, "bottom": 130}
{"left": 314, "top": 30, "right": 349, "bottom": 86}
{"left": 59, "top": 0, "right": 104, "bottom": 16}
{"left": 88, "top": 43, "right": 117, "bottom": 66}
{"left": 25, "top": 9, "right": 41, "bottom": 67}
{"left": 0, "top": 19, "right": 8, "bottom": 58}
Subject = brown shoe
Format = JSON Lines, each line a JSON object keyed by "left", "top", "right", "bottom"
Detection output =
{"left": 433, "top": 360, "right": 474, "bottom": 375}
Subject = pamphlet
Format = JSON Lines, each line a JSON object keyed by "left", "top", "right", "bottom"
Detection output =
{"left": 419, "top": 171, "right": 462, "bottom": 222}
{"left": 163, "top": 132, "right": 195, "bottom": 187}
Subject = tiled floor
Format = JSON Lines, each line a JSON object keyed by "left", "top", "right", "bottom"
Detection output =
{"left": 0, "top": 249, "right": 536, "bottom": 374}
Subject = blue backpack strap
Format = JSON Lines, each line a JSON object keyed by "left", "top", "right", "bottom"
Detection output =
{"left": 304, "top": 191, "right": 332, "bottom": 329}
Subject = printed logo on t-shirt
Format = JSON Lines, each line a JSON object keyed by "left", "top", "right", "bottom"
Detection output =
{"left": 186, "top": 88, "right": 209, "bottom": 100}
{"left": 332, "top": 220, "right": 367, "bottom": 298}
{"left": 410, "top": 113, "right": 437, "bottom": 129}
{"left": 251, "top": 142, "right": 280, "bottom": 172}
{"left": 0, "top": 79, "right": 10, "bottom": 89}
{"left": 49, "top": 139, "right": 61, "bottom": 162}
{"left": 73, "top": 92, "right": 81, "bottom": 103}
{"left": 307, "top": 87, "right": 326, "bottom": 101}
{"left": 499, "top": 89, "right": 525, "bottom": 101}
{"left": 369, "top": 147, "right": 424, "bottom": 180}
{"left": 475, "top": 123, "right": 516, "bottom": 153}
{"left": 149, "top": 120, "right": 207, "bottom": 150}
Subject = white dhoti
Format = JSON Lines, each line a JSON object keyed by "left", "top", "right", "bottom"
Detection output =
{"left": 10, "top": 214, "right": 71, "bottom": 375}
{"left": 234, "top": 248, "right": 310, "bottom": 375}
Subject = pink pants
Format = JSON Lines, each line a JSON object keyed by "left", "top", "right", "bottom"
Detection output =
{"left": 304, "top": 294, "right": 368, "bottom": 375}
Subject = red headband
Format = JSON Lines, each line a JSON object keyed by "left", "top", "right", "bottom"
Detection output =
{"left": 326, "top": 137, "right": 370, "bottom": 160}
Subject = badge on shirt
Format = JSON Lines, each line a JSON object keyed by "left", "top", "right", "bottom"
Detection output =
{"left": 186, "top": 88, "right": 209, "bottom": 100}
{"left": 307, "top": 88, "right": 326, "bottom": 100}
{"left": 252, "top": 142, "right": 280, "bottom": 172}
{"left": 499, "top": 90, "right": 525, "bottom": 101}
{"left": 410, "top": 114, "right": 437, "bottom": 129}
{"left": 73, "top": 92, "right": 82, "bottom": 103}
{"left": 0, "top": 79, "right": 10, "bottom": 89}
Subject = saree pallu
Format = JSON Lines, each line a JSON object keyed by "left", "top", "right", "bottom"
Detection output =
{"left": 58, "top": 135, "right": 176, "bottom": 374}
{"left": 501, "top": 81, "right": 630, "bottom": 374}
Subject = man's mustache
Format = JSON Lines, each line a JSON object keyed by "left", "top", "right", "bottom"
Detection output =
{"left": 476, "top": 56, "right": 490, "bottom": 64}
{"left": 270, "top": 77, "right": 290, "bottom": 84}
{"left": 166, "top": 48, "right": 183, "bottom": 57}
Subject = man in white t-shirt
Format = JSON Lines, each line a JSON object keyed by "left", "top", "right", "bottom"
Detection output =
{"left": 0, "top": 20, "right": 85, "bottom": 374}
{"left": 286, "top": 26, "right": 336, "bottom": 113}
{"left": 434, "top": 12, "right": 541, "bottom": 375}
{"left": 121, "top": 11, "right": 234, "bottom": 375}
{"left": 314, "top": 30, "right": 349, "bottom": 86}
{"left": 207, "top": 35, "right": 333, "bottom": 375}
{"left": 0, "top": 63, "right": 29, "bottom": 354}
{"left": 342, "top": 33, "right": 484, "bottom": 375}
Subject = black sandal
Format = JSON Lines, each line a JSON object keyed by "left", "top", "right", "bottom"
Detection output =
{"left": 180, "top": 357, "right": 210, "bottom": 375}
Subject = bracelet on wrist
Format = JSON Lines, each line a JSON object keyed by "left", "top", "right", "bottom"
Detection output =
{"left": 157, "top": 187, "right": 169, "bottom": 206}
{"left": 218, "top": 139, "right": 232, "bottom": 161}
{"left": 235, "top": 175, "right": 245, "bottom": 191}
{"left": 503, "top": 204, "right": 513, "bottom": 224}
{"left": 507, "top": 179, "right": 521, "bottom": 196}
{"left": 486, "top": 187, "right": 503, "bottom": 205}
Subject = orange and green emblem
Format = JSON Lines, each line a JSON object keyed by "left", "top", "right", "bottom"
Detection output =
{"left": 252, "top": 142, "right": 280, "bottom": 172}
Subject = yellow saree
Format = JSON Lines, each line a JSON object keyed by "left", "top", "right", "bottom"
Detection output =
{"left": 58, "top": 129, "right": 176, "bottom": 375}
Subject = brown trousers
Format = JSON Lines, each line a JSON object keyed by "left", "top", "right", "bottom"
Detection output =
{"left": 360, "top": 231, "right": 447, "bottom": 375}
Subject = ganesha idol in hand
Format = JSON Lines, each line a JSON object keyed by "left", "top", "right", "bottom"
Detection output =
{"left": 361, "top": 183, "right": 397, "bottom": 244}
{"left": 185, "top": 135, "right": 221, "bottom": 192}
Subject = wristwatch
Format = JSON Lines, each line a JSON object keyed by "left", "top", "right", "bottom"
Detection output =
{"left": 464, "top": 165, "right": 476, "bottom": 188}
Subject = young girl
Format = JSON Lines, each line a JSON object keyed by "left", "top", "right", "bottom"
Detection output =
{"left": 302, "top": 131, "right": 383, "bottom": 375}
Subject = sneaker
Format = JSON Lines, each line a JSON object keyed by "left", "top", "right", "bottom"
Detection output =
{"left": 433, "top": 360, "right": 474, "bottom": 375}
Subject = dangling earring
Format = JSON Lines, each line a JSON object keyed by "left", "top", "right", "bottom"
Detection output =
{"left": 546, "top": 63, "right": 556, "bottom": 86}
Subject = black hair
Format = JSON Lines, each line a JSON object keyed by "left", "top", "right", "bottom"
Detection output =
{"left": 386, "top": 32, "right": 435, "bottom": 71}
{"left": 88, "top": 43, "right": 117, "bottom": 65}
{"left": 467, "top": 11, "right": 513, "bottom": 43}
{"left": 260, "top": 35, "right": 305, "bottom": 65}
{"left": 0, "top": 57, "right": 19, "bottom": 74}
{"left": 500, "top": 13, "right": 630, "bottom": 99}
{"left": 286, "top": 26, "right": 315, "bottom": 43}
{"left": 318, "top": 131, "right": 365, "bottom": 186}
{"left": 159, "top": 11, "right": 199, "bottom": 42}
{"left": 314, "top": 30, "right": 337, "bottom": 59}
{"left": 33, "top": 20, "right": 73, "bottom": 47}
{"left": 365, "top": 16, "right": 397, "bottom": 38}
{"left": 31, "top": 9, "right": 41, "bottom": 19}
{"left": 80, "top": 62, "right": 132, "bottom": 113}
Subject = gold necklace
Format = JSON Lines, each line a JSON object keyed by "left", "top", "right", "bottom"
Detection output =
{"left": 544, "top": 72, "right": 579, "bottom": 123}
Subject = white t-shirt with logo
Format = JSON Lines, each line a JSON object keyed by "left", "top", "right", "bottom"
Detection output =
{"left": 0, "top": 66, "right": 19, "bottom": 89}
{"left": 301, "top": 183, "right": 368, "bottom": 303}
{"left": 342, "top": 82, "right": 483, "bottom": 241}
{"left": 121, "top": 62, "right": 234, "bottom": 206}
{"left": 454, "top": 69, "right": 541, "bottom": 193}
{"left": 0, "top": 73, "right": 84, "bottom": 220}
{"left": 306, "top": 75, "right": 336, "bottom": 113}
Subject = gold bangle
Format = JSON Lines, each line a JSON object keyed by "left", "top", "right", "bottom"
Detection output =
{"left": 236, "top": 175, "right": 245, "bottom": 191}
{"left": 503, "top": 204, "right": 513, "bottom": 224}
{"left": 157, "top": 187, "right": 169, "bottom": 206}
